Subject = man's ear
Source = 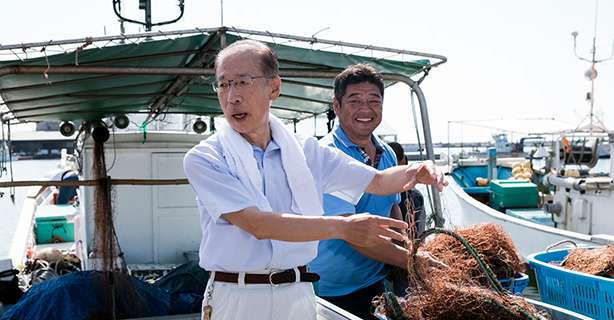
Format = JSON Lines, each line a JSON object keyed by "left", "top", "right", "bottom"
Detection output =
{"left": 269, "top": 76, "right": 282, "bottom": 100}
{"left": 332, "top": 97, "right": 341, "bottom": 115}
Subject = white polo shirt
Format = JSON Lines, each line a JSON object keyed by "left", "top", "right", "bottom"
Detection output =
{"left": 183, "top": 135, "right": 377, "bottom": 272}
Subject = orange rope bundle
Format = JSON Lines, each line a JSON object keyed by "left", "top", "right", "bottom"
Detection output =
{"left": 562, "top": 245, "right": 614, "bottom": 277}
{"left": 375, "top": 223, "right": 549, "bottom": 320}
{"left": 421, "top": 223, "right": 523, "bottom": 285}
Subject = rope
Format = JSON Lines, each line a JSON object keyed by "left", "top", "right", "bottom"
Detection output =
{"left": 1, "top": 119, "right": 6, "bottom": 179}
{"left": 41, "top": 45, "right": 52, "bottom": 84}
{"left": 30, "top": 260, "right": 59, "bottom": 285}
{"left": 381, "top": 291, "right": 409, "bottom": 320}
{"left": 7, "top": 121, "right": 15, "bottom": 202}
{"left": 107, "top": 125, "right": 118, "bottom": 172}
{"left": 406, "top": 228, "right": 542, "bottom": 320}
{"left": 411, "top": 228, "right": 503, "bottom": 293}
{"left": 140, "top": 122, "right": 148, "bottom": 143}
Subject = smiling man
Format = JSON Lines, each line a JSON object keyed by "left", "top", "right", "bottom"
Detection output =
{"left": 310, "top": 64, "right": 411, "bottom": 319}
{"left": 184, "top": 41, "right": 445, "bottom": 320}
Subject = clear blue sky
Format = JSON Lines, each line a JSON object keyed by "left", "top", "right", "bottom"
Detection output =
{"left": 1, "top": 0, "right": 613, "bottom": 143}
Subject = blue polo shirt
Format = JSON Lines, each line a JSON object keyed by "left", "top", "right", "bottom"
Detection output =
{"left": 310, "top": 125, "right": 400, "bottom": 297}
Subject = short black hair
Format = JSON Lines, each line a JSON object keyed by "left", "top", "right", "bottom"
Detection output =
{"left": 333, "top": 64, "right": 384, "bottom": 104}
{"left": 214, "top": 39, "right": 279, "bottom": 77}
{"left": 388, "top": 141, "right": 406, "bottom": 164}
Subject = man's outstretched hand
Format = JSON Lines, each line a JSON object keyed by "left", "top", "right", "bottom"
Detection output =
{"left": 403, "top": 160, "right": 447, "bottom": 192}
{"left": 340, "top": 213, "right": 409, "bottom": 248}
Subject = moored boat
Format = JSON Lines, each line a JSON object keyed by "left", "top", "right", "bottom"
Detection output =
{"left": 441, "top": 136, "right": 614, "bottom": 259}
{"left": 0, "top": 25, "right": 444, "bottom": 319}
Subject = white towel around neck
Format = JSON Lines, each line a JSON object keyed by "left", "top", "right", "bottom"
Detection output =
{"left": 216, "top": 114, "right": 323, "bottom": 216}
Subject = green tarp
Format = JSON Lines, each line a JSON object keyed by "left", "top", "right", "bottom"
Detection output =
{"left": 0, "top": 31, "right": 430, "bottom": 123}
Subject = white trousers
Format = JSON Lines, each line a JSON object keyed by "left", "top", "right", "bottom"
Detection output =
{"left": 202, "top": 271, "right": 317, "bottom": 320}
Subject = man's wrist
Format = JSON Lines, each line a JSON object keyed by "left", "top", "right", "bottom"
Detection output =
{"left": 329, "top": 215, "right": 349, "bottom": 241}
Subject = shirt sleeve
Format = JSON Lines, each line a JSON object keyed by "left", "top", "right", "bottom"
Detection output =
{"left": 302, "top": 137, "right": 377, "bottom": 205}
{"left": 183, "top": 142, "right": 259, "bottom": 222}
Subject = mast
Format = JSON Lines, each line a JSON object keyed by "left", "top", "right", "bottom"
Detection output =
{"left": 571, "top": 0, "right": 613, "bottom": 134}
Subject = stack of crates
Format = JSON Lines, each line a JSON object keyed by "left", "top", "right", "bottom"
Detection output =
{"left": 488, "top": 180, "right": 538, "bottom": 211}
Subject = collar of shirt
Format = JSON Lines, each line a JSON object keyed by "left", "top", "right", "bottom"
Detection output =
{"left": 331, "top": 125, "right": 386, "bottom": 168}
{"left": 251, "top": 139, "right": 281, "bottom": 162}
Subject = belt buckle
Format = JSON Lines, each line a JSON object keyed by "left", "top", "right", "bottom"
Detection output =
{"left": 268, "top": 270, "right": 284, "bottom": 287}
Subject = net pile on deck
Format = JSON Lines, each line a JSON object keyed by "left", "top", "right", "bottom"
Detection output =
{"left": 421, "top": 223, "right": 522, "bottom": 285}
{"left": 561, "top": 245, "right": 614, "bottom": 278}
{"left": 376, "top": 223, "right": 549, "bottom": 320}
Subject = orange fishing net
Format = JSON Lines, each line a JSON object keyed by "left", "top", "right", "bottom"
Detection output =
{"left": 562, "top": 245, "right": 614, "bottom": 277}
{"left": 375, "top": 223, "right": 549, "bottom": 320}
{"left": 421, "top": 223, "right": 523, "bottom": 285}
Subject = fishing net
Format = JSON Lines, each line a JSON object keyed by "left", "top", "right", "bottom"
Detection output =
{"left": 375, "top": 224, "right": 549, "bottom": 320}
{"left": 90, "top": 126, "right": 143, "bottom": 319}
{"left": 92, "top": 136, "right": 117, "bottom": 273}
{"left": 561, "top": 245, "right": 614, "bottom": 277}
{"left": 1, "top": 271, "right": 172, "bottom": 320}
{"left": 380, "top": 281, "right": 545, "bottom": 320}
{"left": 421, "top": 223, "right": 523, "bottom": 285}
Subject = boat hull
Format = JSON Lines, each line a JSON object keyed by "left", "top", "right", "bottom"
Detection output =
{"left": 441, "top": 176, "right": 602, "bottom": 258}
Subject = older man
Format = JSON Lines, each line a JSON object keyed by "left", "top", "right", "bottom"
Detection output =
{"left": 183, "top": 40, "right": 445, "bottom": 320}
{"left": 310, "top": 64, "right": 433, "bottom": 319}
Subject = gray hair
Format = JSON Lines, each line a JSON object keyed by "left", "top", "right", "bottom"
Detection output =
{"left": 214, "top": 39, "right": 279, "bottom": 77}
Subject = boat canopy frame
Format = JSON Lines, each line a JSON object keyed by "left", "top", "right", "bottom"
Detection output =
{"left": 0, "top": 26, "right": 447, "bottom": 224}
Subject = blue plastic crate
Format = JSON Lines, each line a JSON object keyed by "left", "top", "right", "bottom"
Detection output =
{"left": 528, "top": 248, "right": 614, "bottom": 320}
{"left": 499, "top": 272, "right": 529, "bottom": 295}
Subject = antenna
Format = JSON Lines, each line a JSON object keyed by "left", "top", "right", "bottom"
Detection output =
{"left": 220, "top": 0, "right": 224, "bottom": 26}
{"left": 112, "top": 0, "right": 185, "bottom": 32}
{"left": 571, "top": 0, "right": 614, "bottom": 134}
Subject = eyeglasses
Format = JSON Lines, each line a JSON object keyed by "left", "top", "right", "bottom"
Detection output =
{"left": 212, "top": 75, "right": 271, "bottom": 92}
{"left": 345, "top": 98, "right": 383, "bottom": 108}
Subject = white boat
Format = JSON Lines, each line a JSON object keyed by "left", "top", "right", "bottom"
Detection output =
{"left": 0, "top": 25, "right": 444, "bottom": 319}
{"left": 0, "top": 13, "right": 594, "bottom": 320}
{"left": 441, "top": 132, "right": 614, "bottom": 258}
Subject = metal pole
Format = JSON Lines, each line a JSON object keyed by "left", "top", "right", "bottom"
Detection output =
{"left": 0, "top": 66, "right": 425, "bottom": 85}
{"left": 144, "top": 0, "right": 152, "bottom": 32}
{"left": 409, "top": 81, "right": 444, "bottom": 227}
{"left": 447, "top": 121, "right": 450, "bottom": 169}
{"left": 0, "top": 27, "right": 446, "bottom": 67}
{"left": 0, "top": 178, "right": 190, "bottom": 188}
{"left": 0, "top": 27, "right": 221, "bottom": 51}
{"left": 220, "top": 0, "right": 224, "bottom": 27}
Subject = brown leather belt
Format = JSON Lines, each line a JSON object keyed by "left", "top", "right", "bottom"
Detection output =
{"left": 213, "top": 266, "right": 320, "bottom": 285}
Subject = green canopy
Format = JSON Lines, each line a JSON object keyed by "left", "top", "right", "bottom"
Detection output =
{"left": 0, "top": 28, "right": 434, "bottom": 123}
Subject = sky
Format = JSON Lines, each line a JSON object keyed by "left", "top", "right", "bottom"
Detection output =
{"left": 1, "top": 0, "right": 613, "bottom": 143}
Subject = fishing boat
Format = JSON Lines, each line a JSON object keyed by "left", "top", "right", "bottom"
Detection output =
{"left": 0, "top": 7, "right": 596, "bottom": 319}
{"left": 440, "top": 17, "right": 614, "bottom": 258}
{"left": 0, "top": 25, "right": 447, "bottom": 319}
{"left": 441, "top": 133, "right": 614, "bottom": 258}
